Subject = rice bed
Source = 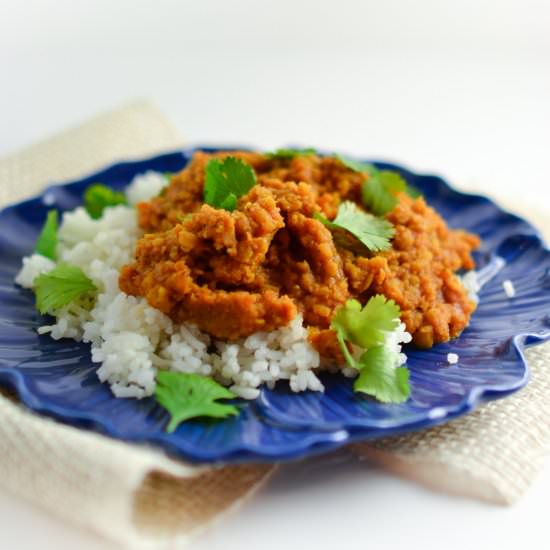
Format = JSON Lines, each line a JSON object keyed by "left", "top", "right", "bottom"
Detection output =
{"left": 16, "top": 172, "right": 336, "bottom": 399}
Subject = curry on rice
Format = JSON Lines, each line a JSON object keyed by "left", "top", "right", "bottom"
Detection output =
{"left": 119, "top": 151, "right": 480, "bottom": 359}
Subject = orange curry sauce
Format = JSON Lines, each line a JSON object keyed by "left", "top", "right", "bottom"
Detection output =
{"left": 119, "top": 151, "right": 480, "bottom": 359}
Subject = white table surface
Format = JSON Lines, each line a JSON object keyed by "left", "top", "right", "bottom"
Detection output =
{"left": 1, "top": 1, "right": 549, "bottom": 548}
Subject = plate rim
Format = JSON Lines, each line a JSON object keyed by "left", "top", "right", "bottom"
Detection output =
{"left": 0, "top": 146, "right": 549, "bottom": 463}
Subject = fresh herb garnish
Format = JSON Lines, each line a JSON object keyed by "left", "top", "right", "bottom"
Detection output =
{"left": 331, "top": 295, "right": 411, "bottom": 404}
{"left": 353, "top": 346, "right": 411, "bottom": 403}
{"left": 35, "top": 210, "right": 58, "bottom": 260}
{"left": 84, "top": 184, "right": 128, "bottom": 219}
{"left": 155, "top": 371, "right": 239, "bottom": 432}
{"left": 265, "top": 148, "right": 317, "bottom": 160}
{"left": 314, "top": 201, "right": 395, "bottom": 253}
{"left": 361, "top": 171, "right": 408, "bottom": 216}
{"left": 203, "top": 156, "right": 257, "bottom": 211}
{"left": 404, "top": 184, "right": 422, "bottom": 199}
{"left": 34, "top": 263, "right": 97, "bottom": 314}
{"left": 332, "top": 296, "right": 401, "bottom": 352}
{"left": 335, "top": 154, "right": 375, "bottom": 174}
{"left": 335, "top": 154, "right": 421, "bottom": 215}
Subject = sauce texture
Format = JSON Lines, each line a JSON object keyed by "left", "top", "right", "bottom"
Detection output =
{"left": 119, "top": 151, "right": 479, "bottom": 353}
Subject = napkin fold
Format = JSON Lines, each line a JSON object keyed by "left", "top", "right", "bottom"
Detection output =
{"left": 0, "top": 100, "right": 183, "bottom": 206}
{"left": 0, "top": 100, "right": 548, "bottom": 548}
{"left": 0, "top": 388, "right": 274, "bottom": 549}
{"left": 352, "top": 345, "right": 550, "bottom": 504}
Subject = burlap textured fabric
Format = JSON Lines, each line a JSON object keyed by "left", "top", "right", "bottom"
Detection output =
{"left": 354, "top": 344, "right": 550, "bottom": 504}
{"left": 0, "top": 387, "right": 274, "bottom": 549}
{"left": 353, "top": 200, "right": 550, "bottom": 505}
{"left": 0, "top": 101, "right": 277, "bottom": 549}
{"left": 0, "top": 100, "right": 184, "bottom": 206}
{"left": 0, "top": 100, "right": 548, "bottom": 548}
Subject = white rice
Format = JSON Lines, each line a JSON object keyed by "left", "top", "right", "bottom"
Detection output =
{"left": 447, "top": 352, "right": 459, "bottom": 364}
{"left": 383, "top": 321, "right": 412, "bottom": 367}
{"left": 125, "top": 171, "right": 168, "bottom": 206}
{"left": 461, "top": 256, "right": 510, "bottom": 304}
{"left": 461, "top": 270, "right": 481, "bottom": 304}
{"left": 16, "top": 172, "right": 412, "bottom": 400}
{"left": 15, "top": 254, "right": 56, "bottom": 288}
{"left": 502, "top": 279, "right": 516, "bottom": 298}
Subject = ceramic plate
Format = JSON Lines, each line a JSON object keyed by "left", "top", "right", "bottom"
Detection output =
{"left": 1, "top": 147, "right": 549, "bottom": 463}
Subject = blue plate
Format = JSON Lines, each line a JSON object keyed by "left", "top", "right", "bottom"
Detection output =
{"left": 1, "top": 147, "right": 549, "bottom": 463}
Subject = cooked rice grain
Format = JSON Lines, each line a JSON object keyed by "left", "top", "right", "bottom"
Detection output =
{"left": 17, "top": 172, "right": 330, "bottom": 399}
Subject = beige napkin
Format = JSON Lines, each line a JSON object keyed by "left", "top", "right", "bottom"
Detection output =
{"left": 0, "top": 100, "right": 548, "bottom": 549}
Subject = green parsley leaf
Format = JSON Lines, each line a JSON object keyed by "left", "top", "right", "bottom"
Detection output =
{"left": 361, "top": 171, "right": 407, "bottom": 216}
{"left": 35, "top": 210, "right": 58, "bottom": 260}
{"left": 203, "top": 156, "right": 257, "bottom": 212}
{"left": 84, "top": 184, "right": 127, "bottom": 219}
{"left": 331, "top": 295, "right": 401, "bottom": 351}
{"left": 155, "top": 371, "right": 239, "bottom": 432}
{"left": 354, "top": 346, "right": 411, "bottom": 403}
{"left": 34, "top": 263, "right": 97, "bottom": 314}
{"left": 335, "top": 154, "right": 375, "bottom": 174}
{"left": 314, "top": 201, "right": 395, "bottom": 253}
{"left": 265, "top": 148, "right": 317, "bottom": 160}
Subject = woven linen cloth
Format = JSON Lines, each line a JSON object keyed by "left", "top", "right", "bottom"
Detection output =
{"left": 354, "top": 200, "right": 550, "bottom": 505}
{"left": 0, "top": 100, "right": 548, "bottom": 548}
{"left": 0, "top": 101, "right": 276, "bottom": 550}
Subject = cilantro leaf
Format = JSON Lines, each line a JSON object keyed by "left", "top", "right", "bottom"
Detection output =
{"left": 84, "top": 184, "right": 127, "bottom": 219}
{"left": 265, "top": 148, "right": 317, "bottom": 160}
{"left": 361, "top": 171, "right": 407, "bottom": 216}
{"left": 335, "top": 154, "right": 421, "bottom": 214}
{"left": 335, "top": 154, "right": 375, "bottom": 174}
{"left": 405, "top": 184, "right": 422, "bottom": 199}
{"left": 331, "top": 295, "right": 401, "bottom": 350}
{"left": 155, "top": 371, "right": 239, "bottom": 432}
{"left": 331, "top": 296, "right": 411, "bottom": 404}
{"left": 34, "top": 263, "right": 97, "bottom": 314}
{"left": 314, "top": 201, "right": 395, "bottom": 253}
{"left": 35, "top": 210, "right": 58, "bottom": 260}
{"left": 203, "top": 156, "right": 256, "bottom": 211}
{"left": 354, "top": 346, "right": 411, "bottom": 403}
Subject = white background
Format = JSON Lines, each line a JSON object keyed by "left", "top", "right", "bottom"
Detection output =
{"left": 1, "top": 1, "right": 549, "bottom": 548}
